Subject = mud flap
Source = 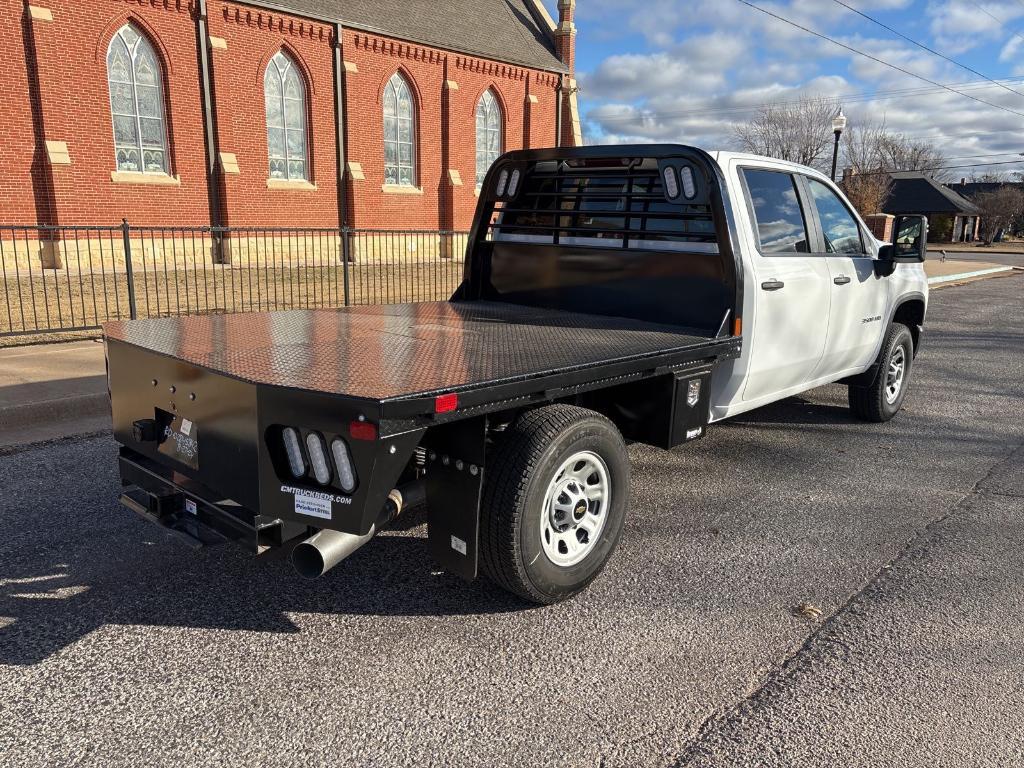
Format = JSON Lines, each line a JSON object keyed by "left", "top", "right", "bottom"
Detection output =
{"left": 425, "top": 416, "right": 486, "bottom": 581}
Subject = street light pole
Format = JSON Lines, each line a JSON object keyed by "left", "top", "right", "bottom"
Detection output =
{"left": 831, "top": 108, "right": 847, "bottom": 182}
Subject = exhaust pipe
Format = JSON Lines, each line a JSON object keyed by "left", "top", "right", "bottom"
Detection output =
{"left": 291, "top": 482, "right": 424, "bottom": 579}
{"left": 291, "top": 525, "right": 378, "bottom": 579}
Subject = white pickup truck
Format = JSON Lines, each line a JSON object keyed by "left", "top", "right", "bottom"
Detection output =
{"left": 105, "top": 145, "right": 928, "bottom": 604}
{"left": 709, "top": 150, "right": 927, "bottom": 424}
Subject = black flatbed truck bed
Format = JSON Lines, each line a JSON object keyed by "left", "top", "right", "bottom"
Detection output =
{"left": 104, "top": 300, "right": 738, "bottom": 418}
{"left": 106, "top": 143, "right": 745, "bottom": 603}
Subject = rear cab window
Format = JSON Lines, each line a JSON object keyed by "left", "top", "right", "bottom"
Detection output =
{"left": 741, "top": 169, "right": 810, "bottom": 254}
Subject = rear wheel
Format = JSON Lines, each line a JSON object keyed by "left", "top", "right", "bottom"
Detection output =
{"left": 849, "top": 322, "right": 914, "bottom": 422}
{"left": 479, "top": 405, "right": 629, "bottom": 604}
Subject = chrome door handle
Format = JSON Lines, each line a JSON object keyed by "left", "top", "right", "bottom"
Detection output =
{"left": 761, "top": 280, "right": 785, "bottom": 291}
{"left": 833, "top": 275, "right": 851, "bottom": 285}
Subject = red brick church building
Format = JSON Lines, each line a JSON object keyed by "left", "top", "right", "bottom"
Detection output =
{"left": 1, "top": 0, "right": 579, "bottom": 233}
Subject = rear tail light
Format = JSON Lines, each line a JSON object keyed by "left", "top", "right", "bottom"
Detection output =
{"left": 434, "top": 393, "right": 459, "bottom": 413}
{"left": 282, "top": 427, "right": 306, "bottom": 478}
{"left": 305, "top": 432, "right": 332, "bottom": 485}
{"left": 496, "top": 169, "right": 509, "bottom": 196}
{"left": 508, "top": 168, "right": 521, "bottom": 196}
{"left": 331, "top": 438, "right": 357, "bottom": 493}
{"left": 349, "top": 420, "right": 377, "bottom": 441}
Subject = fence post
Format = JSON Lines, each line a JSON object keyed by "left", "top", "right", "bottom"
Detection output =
{"left": 121, "top": 218, "right": 138, "bottom": 320}
{"left": 341, "top": 226, "right": 351, "bottom": 306}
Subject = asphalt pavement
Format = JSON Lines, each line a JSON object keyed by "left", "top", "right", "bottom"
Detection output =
{"left": 0, "top": 275, "right": 1021, "bottom": 767}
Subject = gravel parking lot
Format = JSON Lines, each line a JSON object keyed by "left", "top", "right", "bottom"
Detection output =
{"left": 1, "top": 274, "right": 1021, "bottom": 767}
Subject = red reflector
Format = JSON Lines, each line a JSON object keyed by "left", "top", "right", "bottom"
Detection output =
{"left": 434, "top": 393, "right": 458, "bottom": 413}
{"left": 349, "top": 420, "right": 377, "bottom": 441}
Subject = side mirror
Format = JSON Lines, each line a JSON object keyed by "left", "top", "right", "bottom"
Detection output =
{"left": 878, "top": 215, "right": 927, "bottom": 273}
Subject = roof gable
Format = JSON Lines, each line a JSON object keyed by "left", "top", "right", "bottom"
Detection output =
{"left": 268, "top": 0, "right": 566, "bottom": 72}
{"left": 884, "top": 173, "right": 980, "bottom": 216}
{"left": 946, "top": 181, "right": 1024, "bottom": 199}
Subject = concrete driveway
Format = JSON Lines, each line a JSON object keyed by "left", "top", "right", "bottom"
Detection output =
{"left": 0, "top": 275, "right": 1021, "bottom": 767}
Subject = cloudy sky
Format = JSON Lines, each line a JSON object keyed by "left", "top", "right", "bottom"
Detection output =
{"left": 564, "top": 0, "right": 1024, "bottom": 178}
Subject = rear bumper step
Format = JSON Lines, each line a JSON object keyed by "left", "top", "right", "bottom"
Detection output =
{"left": 118, "top": 448, "right": 308, "bottom": 552}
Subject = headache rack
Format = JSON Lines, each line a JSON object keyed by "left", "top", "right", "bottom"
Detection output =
{"left": 486, "top": 156, "right": 718, "bottom": 251}
{"left": 460, "top": 144, "right": 743, "bottom": 337}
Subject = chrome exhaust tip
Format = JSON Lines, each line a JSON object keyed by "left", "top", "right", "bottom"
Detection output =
{"left": 291, "top": 525, "right": 376, "bottom": 579}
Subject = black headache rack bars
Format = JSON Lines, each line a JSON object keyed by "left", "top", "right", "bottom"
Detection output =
{"left": 459, "top": 143, "right": 744, "bottom": 338}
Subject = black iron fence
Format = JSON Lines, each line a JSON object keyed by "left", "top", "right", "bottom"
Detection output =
{"left": 0, "top": 222, "right": 470, "bottom": 340}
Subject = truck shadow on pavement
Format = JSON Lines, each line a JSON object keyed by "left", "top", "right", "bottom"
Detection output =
{"left": 0, "top": 499, "right": 525, "bottom": 666}
{"left": 725, "top": 396, "right": 858, "bottom": 427}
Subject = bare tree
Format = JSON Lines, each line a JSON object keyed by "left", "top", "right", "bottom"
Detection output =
{"left": 835, "top": 119, "right": 949, "bottom": 216}
{"left": 732, "top": 97, "right": 840, "bottom": 170}
{"left": 973, "top": 187, "right": 1024, "bottom": 244}
{"left": 875, "top": 133, "right": 947, "bottom": 179}
{"left": 840, "top": 121, "right": 893, "bottom": 216}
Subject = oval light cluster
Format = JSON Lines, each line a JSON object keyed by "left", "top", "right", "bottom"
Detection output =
{"left": 663, "top": 164, "right": 698, "bottom": 201}
{"left": 279, "top": 426, "right": 358, "bottom": 493}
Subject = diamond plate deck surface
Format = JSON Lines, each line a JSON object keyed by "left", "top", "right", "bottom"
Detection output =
{"left": 104, "top": 302, "right": 715, "bottom": 400}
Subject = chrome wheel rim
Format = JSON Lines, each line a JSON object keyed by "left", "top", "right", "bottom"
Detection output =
{"left": 540, "top": 450, "right": 610, "bottom": 567}
{"left": 885, "top": 345, "right": 906, "bottom": 404}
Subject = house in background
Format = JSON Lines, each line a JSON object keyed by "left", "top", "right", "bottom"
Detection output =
{"left": 945, "top": 178, "right": 1024, "bottom": 242}
{"left": 882, "top": 172, "right": 981, "bottom": 243}
{"left": 2, "top": 0, "right": 579, "bottom": 238}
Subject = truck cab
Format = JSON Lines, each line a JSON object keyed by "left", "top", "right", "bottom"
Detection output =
{"left": 708, "top": 151, "right": 927, "bottom": 422}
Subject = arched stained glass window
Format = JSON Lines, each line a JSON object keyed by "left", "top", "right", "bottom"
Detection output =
{"left": 265, "top": 51, "right": 308, "bottom": 181}
{"left": 476, "top": 90, "right": 502, "bottom": 189}
{"left": 383, "top": 73, "right": 416, "bottom": 186}
{"left": 107, "top": 24, "right": 168, "bottom": 174}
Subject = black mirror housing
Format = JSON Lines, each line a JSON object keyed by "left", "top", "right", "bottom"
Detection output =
{"left": 889, "top": 214, "right": 928, "bottom": 263}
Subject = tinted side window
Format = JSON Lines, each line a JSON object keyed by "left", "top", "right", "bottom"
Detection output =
{"left": 808, "top": 178, "right": 864, "bottom": 254}
{"left": 742, "top": 169, "right": 810, "bottom": 254}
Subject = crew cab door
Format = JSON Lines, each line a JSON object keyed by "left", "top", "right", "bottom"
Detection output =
{"left": 738, "top": 168, "right": 831, "bottom": 402}
{"left": 802, "top": 176, "right": 889, "bottom": 378}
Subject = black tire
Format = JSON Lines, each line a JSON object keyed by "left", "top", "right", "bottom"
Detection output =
{"left": 479, "top": 404, "right": 629, "bottom": 605}
{"left": 849, "top": 322, "right": 914, "bottom": 423}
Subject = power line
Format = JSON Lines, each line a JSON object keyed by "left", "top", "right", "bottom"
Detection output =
{"left": 969, "top": 0, "right": 1024, "bottom": 44}
{"left": 588, "top": 73, "right": 1024, "bottom": 123}
{"left": 848, "top": 158, "right": 1024, "bottom": 178}
{"left": 937, "top": 152, "right": 1024, "bottom": 161}
{"left": 831, "top": 0, "right": 1024, "bottom": 100}
{"left": 735, "top": 0, "right": 1024, "bottom": 119}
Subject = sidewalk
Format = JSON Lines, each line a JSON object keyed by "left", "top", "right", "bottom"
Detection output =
{"left": 0, "top": 340, "right": 109, "bottom": 449}
{"left": 925, "top": 259, "right": 1018, "bottom": 287}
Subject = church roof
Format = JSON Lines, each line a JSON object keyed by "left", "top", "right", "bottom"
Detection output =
{"left": 273, "top": 0, "right": 566, "bottom": 72}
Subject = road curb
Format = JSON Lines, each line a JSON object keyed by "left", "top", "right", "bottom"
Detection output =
{"left": 0, "top": 391, "right": 109, "bottom": 431}
{"left": 927, "top": 266, "right": 1018, "bottom": 286}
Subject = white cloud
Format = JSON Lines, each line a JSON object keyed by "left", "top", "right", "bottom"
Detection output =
{"left": 927, "top": 0, "right": 1023, "bottom": 54}
{"left": 576, "top": 0, "right": 1024, "bottom": 176}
